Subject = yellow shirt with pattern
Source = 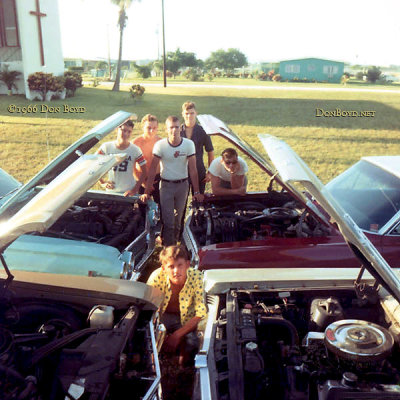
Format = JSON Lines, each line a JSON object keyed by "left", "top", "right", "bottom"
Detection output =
{"left": 147, "top": 267, "right": 207, "bottom": 326}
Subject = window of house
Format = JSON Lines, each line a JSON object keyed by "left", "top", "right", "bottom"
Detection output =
{"left": 285, "top": 64, "right": 300, "bottom": 73}
{"left": 323, "top": 65, "right": 338, "bottom": 78}
{"left": 0, "top": 0, "right": 19, "bottom": 47}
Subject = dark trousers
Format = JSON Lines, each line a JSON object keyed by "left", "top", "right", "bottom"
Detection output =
{"left": 139, "top": 173, "right": 161, "bottom": 205}
{"left": 161, "top": 312, "right": 199, "bottom": 352}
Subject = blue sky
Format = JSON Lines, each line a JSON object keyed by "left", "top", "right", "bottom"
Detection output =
{"left": 59, "top": 0, "right": 400, "bottom": 66}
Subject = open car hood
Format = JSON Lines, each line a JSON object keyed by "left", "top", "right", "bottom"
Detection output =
{"left": 0, "top": 153, "right": 126, "bottom": 253}
{"left": 0, "top": 111, "right": 133, "bottom": 216}
{"left": 258, "top": 133, "right": 400, "bottom": 301}
{"left": 0, "top": 168, "right": 21, "bottom": 201}
{"left": 197, "top": 114, "right": 329, "bottom": 224}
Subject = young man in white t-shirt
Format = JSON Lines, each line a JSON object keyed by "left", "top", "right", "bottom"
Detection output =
{"left": 208, "top": 147, "right": 248, "bottom": 196}
{"left": 96, "top": 120, "right": 147, "bottom": 196}
{"left": 141, "top": 116, "right": 203, "bottom": 246}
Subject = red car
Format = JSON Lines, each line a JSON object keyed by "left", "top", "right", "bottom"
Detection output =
{"left": 183, "top": 115, "right": 400, "bottom": 270}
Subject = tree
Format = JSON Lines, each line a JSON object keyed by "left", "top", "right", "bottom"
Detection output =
{"left": 133, "top": 62, "right": 152, "bottom": 78}
{"left": 366, "top": 66, "right": 382, "bottom": 83}
{"left": 95, "top": 61, "right": 108, "bottom": 70}
{"left": 152, "top": 59, "right": 163, "bottom": 76}
{"left": 111, "top": 0, "right": 136, "bottom": 91}
{"left": 205, "top": 48, "right": 248, "bottom": 71}
{"left": 166, "top": 48, "right": 199, "bottom": 77}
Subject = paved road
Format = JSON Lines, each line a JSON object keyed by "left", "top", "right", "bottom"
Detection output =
{"left": 86, "top": 81, "right": 400, "bottom": 94}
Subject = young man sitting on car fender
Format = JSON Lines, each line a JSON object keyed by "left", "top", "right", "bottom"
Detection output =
{"left": 147, "top": 245, "right": 207, "bottom": 364}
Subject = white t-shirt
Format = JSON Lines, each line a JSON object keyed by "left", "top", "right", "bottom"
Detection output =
{"left": 98, "top": 141, "right": 146, "bottom": 193}
{"left": 153, "top": 138, "right": 195, "bottom": 180}
{"left": 208, "top": 156, "right": 248, "bottom": 182}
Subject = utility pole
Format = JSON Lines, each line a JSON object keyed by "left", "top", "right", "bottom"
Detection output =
{"left": 161, "top": 0, "right": 167, "bottom": 87}
{"left": 107, "top": 24, "right": 112, "bottom": 80}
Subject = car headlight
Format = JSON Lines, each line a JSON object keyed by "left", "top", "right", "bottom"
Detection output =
{"left": 120, "top": 251, "right": 134, "bottom": 280}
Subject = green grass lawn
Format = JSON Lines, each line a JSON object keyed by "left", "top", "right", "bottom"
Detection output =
{"left": 84, "top": 72, "right": 400, "bottom": 89}
{"left": 1, "top": 84, "right": 400, "bottom": 189}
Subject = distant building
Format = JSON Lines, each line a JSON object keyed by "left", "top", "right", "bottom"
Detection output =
{"left": 64, "top": 58, "right": 84, "bottom": 69}
{"left": 0, "top": 0, "right": 64, "bottom": 97}
{"left": 259, "top": 62, "right": 280, "bottom": 74}
{"left": 279, "top": 58, "right": 344, "bottom": 83}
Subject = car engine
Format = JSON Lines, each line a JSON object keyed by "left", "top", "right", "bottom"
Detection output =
{"left": 43, "top": 198, "right": 145, "bottom": 251}
{"left": 0, "top": 290, "right": 161, "bottom": 400}
{"left": 189, "top": 194, "right": 331, "bottom": 246}
{"left": 212, "top": 289, "right": 400, "bottom": 400}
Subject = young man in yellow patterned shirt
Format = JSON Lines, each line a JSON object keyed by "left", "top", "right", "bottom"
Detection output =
{"left": 147, "top": 245, "right": 207, "bottom": 363}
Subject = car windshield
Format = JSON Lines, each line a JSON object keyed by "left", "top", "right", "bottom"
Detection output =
{"left": 0, "top": 169, "right": 21, "bottom": 198}
{"left": 327, "top": 160, "right": 400, "bottom": 232}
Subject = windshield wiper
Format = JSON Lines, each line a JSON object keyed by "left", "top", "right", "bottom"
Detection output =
{"left": 0, "top": 186, "right": 21, "bottom": 201}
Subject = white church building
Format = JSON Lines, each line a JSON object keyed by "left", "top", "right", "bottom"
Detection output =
{"left": 0, "top": 0, "right": 64, "bottom": 98}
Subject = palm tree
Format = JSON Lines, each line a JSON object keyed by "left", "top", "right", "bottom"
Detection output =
{"left": 111, "top": 0, "right": 134, "bottom": 91}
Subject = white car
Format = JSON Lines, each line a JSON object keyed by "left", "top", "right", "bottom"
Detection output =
{"left": 0, "top": 131, "right": 165, "bottom": 399}
{"left": 0, "top": 111, "right": 159, "bottom": 281}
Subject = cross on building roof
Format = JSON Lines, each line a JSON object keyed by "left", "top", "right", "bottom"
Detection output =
{"left": 30, "top": 0, "right": 47, "bottom": 66}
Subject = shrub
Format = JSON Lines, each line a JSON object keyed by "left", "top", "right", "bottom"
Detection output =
{"left": 129, "top": 84, "right": 145, "bottom": 99}
{"left": 183, "top": 68, "right": 203, "bottom": 82}
{"left": 0, "top": 64, "right": 22, "bottom": 92}
{"left": 366, "top": 66, "right": 382, "bottom": 83}
{"left": 257, "top": 72, "right": 267, "bottom": 81}
{"left": 27, "top": 72, "right": 64, "bottom": 100}
{"left": 340, "top": 74, "right": 350, "bottom": 85}
{"left": 205, "top": 73, "right": 214, "bottom": 81}
{"left": 272, "top": 74, "right": 281, "bottom": 82}
{"left": 64, "top": 71, "right": 83, "bottom": 97}
{"left": 355, "top": 71, "right": 364, "bottom": 80}
{"left": 268, "top": 70, "right": 275, "bottom": 80}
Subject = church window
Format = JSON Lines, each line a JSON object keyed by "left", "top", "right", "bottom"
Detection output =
{"left": 0, "top": 0, "right": 19, "bottom": 47}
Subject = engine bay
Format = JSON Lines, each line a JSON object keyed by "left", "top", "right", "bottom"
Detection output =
{"left": 41, "top": 197, "right": 146, "bottom": 251}
{"left": 212, "top": 288, "right": 400, "bottom": 400}
{"left": 0, "top": 289, "right": 160, "bottom": 400}
{"left": 189, "top": 192, "right": 332, "bottom": 246}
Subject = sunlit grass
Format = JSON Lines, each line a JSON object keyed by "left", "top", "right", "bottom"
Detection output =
{"left": 1, "top": 84, "right": 399, "bottom": 187}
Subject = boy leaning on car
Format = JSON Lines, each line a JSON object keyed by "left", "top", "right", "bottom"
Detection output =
{"left": 147, "top": 245, "right": 207, "bottom": 365}
{"left": 96, "top": 119, "right": 147, "bottom": 196}
{"left": 209, "top": 147, "right": 248, "bottom": 196}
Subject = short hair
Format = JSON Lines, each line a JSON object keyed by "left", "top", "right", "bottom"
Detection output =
{"left": 182, "top": 101, "right": 196, "bottom": 112}
{"left": 165, "top": 115, "right": 180, "bottom": 125}
{"left": 141, "top": 114, "right": 158, "bottom": 125}
{"left": 221, "top": 148, "right": 238, "bottom": 158}
{"left": 121, "top": 119, "right": 134, "bottom": 129}
{"left": 159, "top": 245, "right": 190, "bottom": 264}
